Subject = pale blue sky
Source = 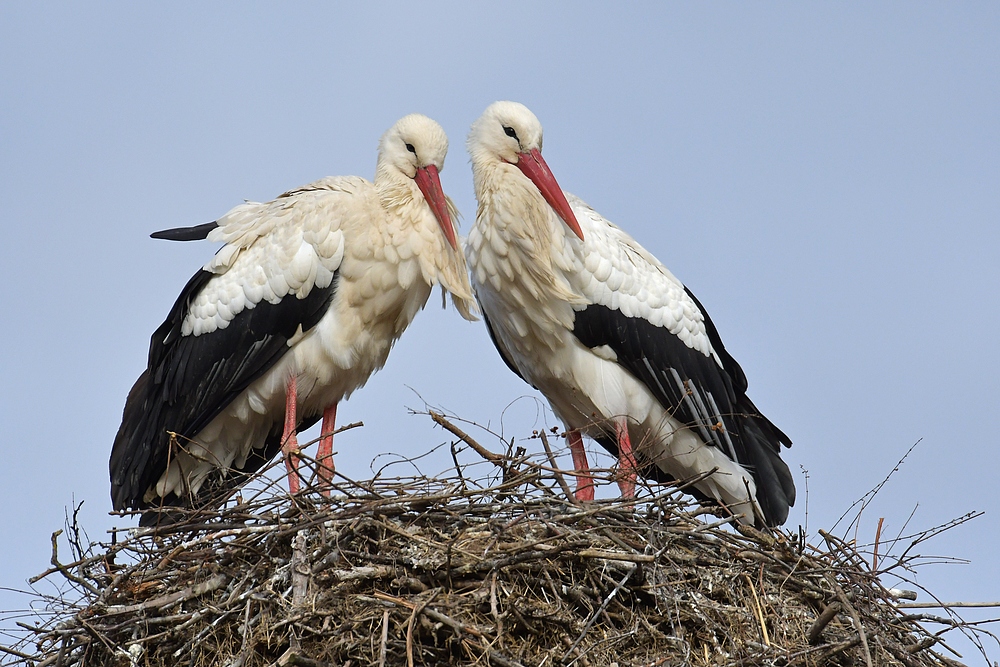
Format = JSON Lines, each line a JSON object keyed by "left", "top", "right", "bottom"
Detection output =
{"left": 2, "top": 4, "right": 998, "bottom": 661}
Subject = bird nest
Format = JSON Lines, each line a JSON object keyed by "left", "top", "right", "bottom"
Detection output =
{"left": 3, "top": 413, "right": 988, "bottom": 666}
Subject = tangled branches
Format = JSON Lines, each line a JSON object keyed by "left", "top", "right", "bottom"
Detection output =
{"left": 2, "top": 413, "right": 989, "bottom": 666}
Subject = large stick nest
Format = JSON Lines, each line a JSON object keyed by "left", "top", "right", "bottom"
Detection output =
{"left": 4, "top": 414, "right": 983, "bottom": 666}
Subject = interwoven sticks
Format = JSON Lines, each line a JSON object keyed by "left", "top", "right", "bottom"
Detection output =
{"left": 3, "top": 414, "right": 983, "bottom": 666}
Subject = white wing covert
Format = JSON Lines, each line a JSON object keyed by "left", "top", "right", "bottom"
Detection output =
{"left": 185, "top": 186, "right": 349, "bottom": 338}
{"left": 565, "top": 195, "right": 718, "bottom": 364}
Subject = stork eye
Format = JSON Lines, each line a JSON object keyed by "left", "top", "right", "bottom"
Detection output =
{"left": 405, "top": 143, "right": 416, "bottom": 154}
{"left": 503, "top": 126, "right": 518, "bottom": 140}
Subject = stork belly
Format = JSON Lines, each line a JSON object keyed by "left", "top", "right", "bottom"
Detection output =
{"left": 537, "top": 345, "right": 758, "bottom": 519}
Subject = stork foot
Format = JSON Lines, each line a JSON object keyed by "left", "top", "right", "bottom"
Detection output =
{"left": 282, "top": 375, "right": 301, "bottom": 495}
{"left": 567, "top": 430, "right": 595, "bottom": 501}
{"left": 615, "top": 417, "right": 636, "bottom": 498}
{"left": 317, "top": 403, "right": 338, "bottom": 497}
{"left": 281, "top": 433, "right": 301, "bottom": 496}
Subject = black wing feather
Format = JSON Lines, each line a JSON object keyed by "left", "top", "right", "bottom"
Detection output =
{"left": 572, "top": 299, "right": 794, "bottom": 526}
{"left": 110, "top": 268, "right": 338, "bottom": 512}
{"left": 150, "top": 221, "right": 220, "bottom": 241}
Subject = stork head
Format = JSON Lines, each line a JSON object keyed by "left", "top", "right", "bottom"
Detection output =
{"left": 468, "top": 101, "right": 583, "bottom": 241}
{"left": 378, "top": 114, "right": 457, "bottom": 250}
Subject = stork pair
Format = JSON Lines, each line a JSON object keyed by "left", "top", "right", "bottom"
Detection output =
{"left": 110, "top": 102, "right": 794, "bottom": 528}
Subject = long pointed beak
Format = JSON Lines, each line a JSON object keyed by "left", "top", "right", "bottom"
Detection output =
{"left": 514, "top": 147, "right": 584, "bottom": 241}
{"left": 414, "top": 164, "right": 458, "bottom": 251}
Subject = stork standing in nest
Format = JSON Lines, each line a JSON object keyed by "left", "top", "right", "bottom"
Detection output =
{"left": 465, "top": 101, "right": 794, "bottom": 526}
{"left": 111, "top": 114, "right": 476, "bottom": 524}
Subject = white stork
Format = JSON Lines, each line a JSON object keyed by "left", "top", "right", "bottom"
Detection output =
{"left": 465, "top": 101, "right": 794, "bottom": 526}
{"left": 111, "top": 114, "right": 476, "bottom": 524}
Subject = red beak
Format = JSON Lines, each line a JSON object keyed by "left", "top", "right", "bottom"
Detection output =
{"left": 514, "top": 148, "right": 584, "bottom": 241}
{"left": 414, "top": 164, "right": 458, "bottom": 250}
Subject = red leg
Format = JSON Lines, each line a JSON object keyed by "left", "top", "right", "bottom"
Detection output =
{"left": 567, "top": 429, "right": 595, "bottom": 501}
{"left": 615, "top": 417, "right": 636, "bottom": 498}
{"left": 317, "top": 402, "right": 337, "bottom": 496}
{"left": 281, "top": 375, "right": 300, "bottom": 495}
